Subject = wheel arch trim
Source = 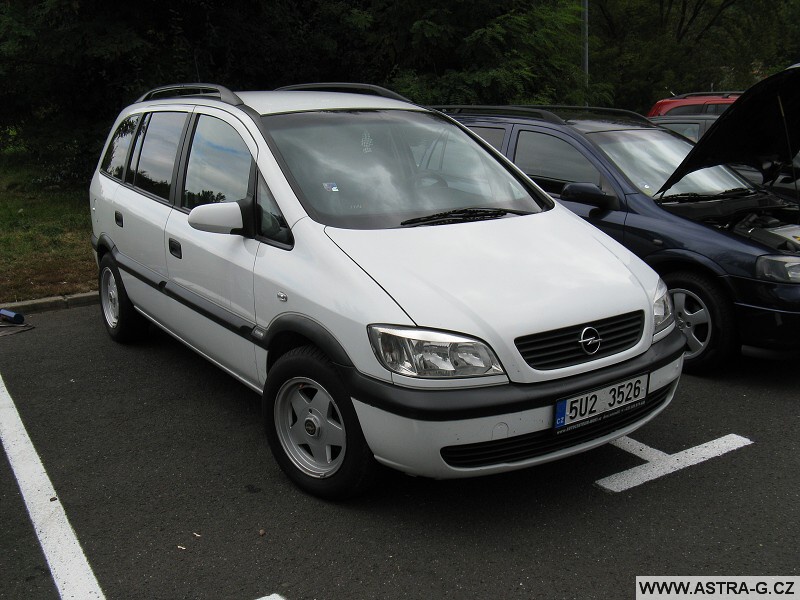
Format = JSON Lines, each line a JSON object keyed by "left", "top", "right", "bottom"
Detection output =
{"left": 263, "top": 314, "right": 354, "bottom": 370}
{"left": 643, "top": 249, "right": 738, "bottom": 301}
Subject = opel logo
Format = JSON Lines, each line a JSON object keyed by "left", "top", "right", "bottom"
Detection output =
{"left": 579, "top": 326, "right": 602, "bottom": 355}
{"left": 304, "top": 415, "right": 320, "bottom": 437}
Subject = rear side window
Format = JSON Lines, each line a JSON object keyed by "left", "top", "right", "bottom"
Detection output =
{"left": 707, "top": 103, "right": 731, "bottom": 115}
{"left": 514, "top": 130, "right": 601, "bottom": 194}
{"left": 183, "top": 115, "right": 252, "bottom": 210}
{"left": 665, "top": 104, "right": 703, "bottom": 116}
{"left": 100, "top": 115, "right": 140, "bottom": 180}
{"left": 128, "top": 112, "right": 187, "bottom": 201}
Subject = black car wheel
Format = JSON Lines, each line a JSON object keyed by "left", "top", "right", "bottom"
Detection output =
{"left": 663, "top": 270, "right": 737, "bottom": 373}
{"left": 263, "top": 346, "right": 378, "bottom": 499}
{"left": 98, "top": 253, "right": 148, "bottom": 342}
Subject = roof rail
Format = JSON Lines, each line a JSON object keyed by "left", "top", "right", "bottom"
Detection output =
{"left": 275, "top": 83, "right": 411, "bottom": 102}
{"left": 136, "top": 83, "right": 243, "bottom": 106}
{"left": 434, "top": 104, "right": 653, "bottom": 126}
{"left": 529, "top": 105, "right": 653, "bottom": 125}
{"left": 673, "top": 91, "right": 742, "bottom": 99}
{"left": 432, "top": 105, "right": 564, "bottom": 125}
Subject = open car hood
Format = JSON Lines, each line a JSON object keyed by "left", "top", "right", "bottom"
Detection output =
{"left": 657, "top": 66, "right": 800, "bottom": 195}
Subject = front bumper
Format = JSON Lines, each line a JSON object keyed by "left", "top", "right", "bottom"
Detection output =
{"left": 346, "top": 328, "right": 685, "bottom": 479}
{"left": 728, "top": 276, "right": 800, "bottom": 350}
{"left": 734, "top": 303, "right": 800, "bottom": 350}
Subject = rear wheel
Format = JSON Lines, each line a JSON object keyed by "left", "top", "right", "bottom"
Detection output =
{"left": 98, "top": 254, "right": 148, "bottom": 342}
{"left": 663, "top": 270, "right": 737, "bottom": 373}
{"left": 263, "top": 346, "right": 378, "bottom": 499}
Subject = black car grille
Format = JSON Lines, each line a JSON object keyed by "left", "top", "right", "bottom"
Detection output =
{"left": 440, "top": 383, "right": 673, "bottom": 469}
{"left": 515, "top": 311, "right": 644, "bottom": 370}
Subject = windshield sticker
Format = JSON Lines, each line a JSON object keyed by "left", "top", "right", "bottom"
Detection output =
{"left": 361, "top": 131, "right": 374, "bottom": 153}
{"left": 322, "top": 182, "right": 339, "bottom": 192}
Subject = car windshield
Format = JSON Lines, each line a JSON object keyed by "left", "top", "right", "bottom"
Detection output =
{"left": 587, "top": 128, "right": 752, "bottom": 198}
{"left": 262, "top": 110, "right": 548, "bottom": 229}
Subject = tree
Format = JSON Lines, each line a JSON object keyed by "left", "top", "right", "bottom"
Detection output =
{"left": 3, "top": 0, "right": 799, "bottom": 181}
{"left": 590, "top": 0, "right": 800, "bottom": 112}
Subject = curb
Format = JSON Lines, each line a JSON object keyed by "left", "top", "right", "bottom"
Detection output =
{"left": 1, "top": 292, "right": 99, "bottom": 316}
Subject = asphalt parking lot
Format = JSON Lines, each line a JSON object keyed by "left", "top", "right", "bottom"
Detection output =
{"left": 1, "top": 305, "right": 798, "bottom": 600}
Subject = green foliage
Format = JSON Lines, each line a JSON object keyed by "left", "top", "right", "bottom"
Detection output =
{"left": 2, "top": 0, "right": 800, "bottom": 183}
{"left": 0, "top": 159, "right": 95, "bottom": 303}
{"left": 386, "top": 1, "right": 586, "bottom": 105}
{"left": 591, "top": 0, "right": 800, "bottom": 112}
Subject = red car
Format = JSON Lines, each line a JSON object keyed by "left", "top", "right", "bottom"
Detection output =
{"left": 647, "top": 92, "right": 741, "bottom": 116}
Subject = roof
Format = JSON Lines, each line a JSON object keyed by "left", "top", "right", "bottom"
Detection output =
{"left": 134, "top": 83, "right": 423, "bottom": 116}
{"left": 236, "top": 91, "right": 420, "bottom": 115}
{"left": 442, "top": 105, "right": 657, "bottom": 133}
{"left": 566, "top": 118, "right": 656, "bottom": 134}
{"left": 649, "top": 114, "right": 719, "bottom": 123}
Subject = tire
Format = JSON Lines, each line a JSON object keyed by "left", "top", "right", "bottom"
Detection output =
{"left": 663, "top": 270, "right": 737, "bottom": 373}
{"left": 98, "top": 253, "right": 148, "bottom": 343}
{"left": 263, "top": 346, "right": 378, "bottom": 500}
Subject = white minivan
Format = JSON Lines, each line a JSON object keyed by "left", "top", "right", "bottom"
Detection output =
{"left": 90, "top": 83, "right": 685, "bottom": 498}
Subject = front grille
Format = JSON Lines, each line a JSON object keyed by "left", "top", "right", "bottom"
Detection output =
{"left": 440, "top": 383, "right": 673, "bottom": 469}
{"left": 515, "top": 311, "right": 644, "bottom": 370}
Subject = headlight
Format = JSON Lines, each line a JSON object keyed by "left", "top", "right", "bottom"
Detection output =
{"left": 368, "top": 325, "right": 504, "bottom": 378}
{"left": 653, "top": 278, "right": 674, "bottom": 336}
{"left": 756, "top": 255, "right": 800, "bottom": 283}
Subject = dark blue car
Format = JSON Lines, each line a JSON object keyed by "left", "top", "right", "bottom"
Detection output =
{"left": 441, "top": 70, "right": 800, "bottom": 372}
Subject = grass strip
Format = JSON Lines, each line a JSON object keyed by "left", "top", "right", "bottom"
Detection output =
{"left": 0, "top": 164, "right": 96, "bottom": 304}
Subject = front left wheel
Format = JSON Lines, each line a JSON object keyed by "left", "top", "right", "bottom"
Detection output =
{"left": 263, "top": 346, "right": 379, "bottom": 499}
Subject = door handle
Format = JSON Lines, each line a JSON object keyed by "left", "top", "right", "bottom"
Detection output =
{"left": 115, "top": 211, "right": 123, "bottom": 227}
{"left": 168, "top": 238, "right": 182, "bottom": 259}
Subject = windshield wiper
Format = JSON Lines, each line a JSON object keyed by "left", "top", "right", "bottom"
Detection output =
{"left": 715, "top": 187, "right": 757, "bottom": 198}
{"left": 659, "top": 188, "right": 757, "bottom": 203}
{"left": 400, "top": 207, "right": 531, "bottom": 227}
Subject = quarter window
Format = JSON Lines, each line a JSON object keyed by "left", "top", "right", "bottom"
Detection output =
{"left": 183, "top": 115, "right": 252, "bottom": 210}
{"left": 100, "top": 115, "right": 140, "bottom": 180}
{"left": 257, "top": 175, "right": 292, "bottom": 246}
{"left": 469, "top": 126, "right": 506, "bottom": 151}
{"left": 129, "top": 112, "right": 187, "bottom": 201}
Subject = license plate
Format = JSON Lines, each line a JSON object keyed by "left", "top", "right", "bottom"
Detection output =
{"left": 554, "top": 374, "right": 649, "bottom": 432}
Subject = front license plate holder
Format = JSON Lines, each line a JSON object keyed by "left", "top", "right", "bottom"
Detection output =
{"left": 554, "top": 374, "right": 649, "bottom": 433}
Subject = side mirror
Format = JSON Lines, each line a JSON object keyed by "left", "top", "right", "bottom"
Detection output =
{"left": 188, "top": 202, "right": 244, "bottom": 234}
{"left": 560, "top": 182, "right": 618, "bottom": 210}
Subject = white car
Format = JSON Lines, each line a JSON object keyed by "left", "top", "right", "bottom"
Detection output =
{"left": 90, "top": 83, "right": 685, "bottom": 499}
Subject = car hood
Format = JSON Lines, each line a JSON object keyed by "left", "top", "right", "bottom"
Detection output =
{"left": 658, "top": 66, "right": 800, "bottom": 195}
{"left": 325, "top": 206, "right": 658, "bottom": 379}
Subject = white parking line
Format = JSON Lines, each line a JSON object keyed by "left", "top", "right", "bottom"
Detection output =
{"left": 596, "top": 434, "right": 753, "bottom": 493}
{"left": 0, "top": 373, "right": 105, "bottom": 599}
{"left": 609, "top": 435, "right": 669, "bottom": 462}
